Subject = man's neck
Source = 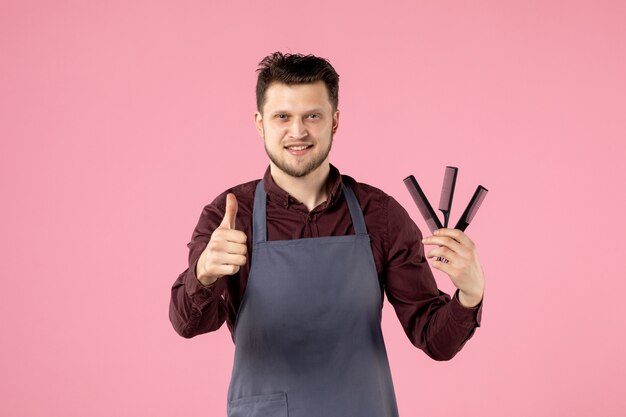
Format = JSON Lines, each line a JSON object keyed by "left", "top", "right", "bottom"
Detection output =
{"left": 270, "top": 162, "right": 331, "bottom": 212}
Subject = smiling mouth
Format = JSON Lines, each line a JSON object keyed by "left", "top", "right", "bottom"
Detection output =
{"left": 284, "top": 144, "right": 313, "bottom": 156}
{"left": 285, "top": 145, "right": 313, "bottom": 151}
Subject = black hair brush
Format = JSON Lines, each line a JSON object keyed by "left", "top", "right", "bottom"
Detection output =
{"left": 403, "top": 175, "right": 443, "bottom": 234}
{"left": 404, "top": 167, "right": 488, "bottom": 234}
{"left": 454, "top": 185, "right": 489, "bottom": 232}
{"left": 438, "top": 166, "right": 458, "bottom": 228}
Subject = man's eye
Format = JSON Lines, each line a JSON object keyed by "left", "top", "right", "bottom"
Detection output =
{"left": 307, "top": 114, "right": 319, "bottom": 119}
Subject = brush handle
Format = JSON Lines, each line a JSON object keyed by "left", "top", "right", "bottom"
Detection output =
{"left": 454, "top": 185, "right": 488, "bottom": 231}
{"left": 455, "top": 220, "right": 470, "bottom": 232}
{"left": 440, "top": 211, "right": 450, "bottom": 228}
{"left": 438, "top": 166, "right": 458, "bottom": 229}
{"left": 403, "top": 175, "right": 443, "bottom": 234}
{"left": 403, "top": 175, "right": 448, "bottom": 263}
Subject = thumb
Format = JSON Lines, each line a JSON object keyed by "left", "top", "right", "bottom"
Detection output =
{"left": 220, "top": 193, "right": 238, "bottom": 229}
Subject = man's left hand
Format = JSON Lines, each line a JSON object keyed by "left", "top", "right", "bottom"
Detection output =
{"left": 422, "top": 228, "right": 485, "bottom": 308}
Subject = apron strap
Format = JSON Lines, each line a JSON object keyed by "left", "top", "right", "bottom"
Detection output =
{"left": 252, "top": 177, "right": 368, "bottom": 245}
{"left": 340, "top": 176, "right": 368, "bottom": 236}
{"left": 253, "top": 181, "right": 268, "bottom": 245}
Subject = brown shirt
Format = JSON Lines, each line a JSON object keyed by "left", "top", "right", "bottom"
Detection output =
{"left": 169, "top": 165, "right": 482, "bottom": 360}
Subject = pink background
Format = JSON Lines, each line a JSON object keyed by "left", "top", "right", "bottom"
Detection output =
{"left": 1, "top": 1, "right": 625, "bottom": 416}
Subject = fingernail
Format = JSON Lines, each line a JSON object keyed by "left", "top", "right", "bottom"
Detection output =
{"left": 434, "top": 230, "right": 440, "bottom": 235}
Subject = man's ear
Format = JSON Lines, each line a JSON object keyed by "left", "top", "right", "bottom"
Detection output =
{"left": 254, "top": 111, "right": 264, "bottom": 138}
{"left": 332, "top": 109, "right": 340, "bottom": 133}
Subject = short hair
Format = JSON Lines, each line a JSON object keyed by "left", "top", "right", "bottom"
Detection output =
{"left": 255, "top": 52, "right": 340, "bottom": 112}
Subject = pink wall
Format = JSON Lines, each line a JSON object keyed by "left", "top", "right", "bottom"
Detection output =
{"left": 1, "top": 1, "right": 625, "bottom": 416}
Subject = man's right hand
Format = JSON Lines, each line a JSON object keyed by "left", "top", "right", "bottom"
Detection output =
{"left": 196, "top": 193, "right": 248, "bottom": 286}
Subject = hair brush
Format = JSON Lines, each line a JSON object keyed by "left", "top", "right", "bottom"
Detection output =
{"left": 403, "top": 175, "right": 443, "bottom": 234}
{"left": 404, "top": 169, "right": 488, "bottom": 264}
{"left": 454, "top": 185, "right": 488, "bottom": 231}
{"left": 438, "top": 166, "right": 458, "bottom": 228}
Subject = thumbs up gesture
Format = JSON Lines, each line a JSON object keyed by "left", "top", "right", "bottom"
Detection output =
{"left": 196, "top": 193, "right": 248, "bottom": 286}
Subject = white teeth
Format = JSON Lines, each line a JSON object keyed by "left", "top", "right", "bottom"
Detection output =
{"left": 287, "top": 145, "right": 309, "bottom": 150}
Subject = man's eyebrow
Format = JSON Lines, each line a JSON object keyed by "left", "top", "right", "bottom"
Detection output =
{"left": 270, "top": 108, "right": 326, "bottom": 114}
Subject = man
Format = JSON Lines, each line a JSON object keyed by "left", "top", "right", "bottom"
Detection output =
{"left": 169, "top": 52, "right": 484, "bottom": 417}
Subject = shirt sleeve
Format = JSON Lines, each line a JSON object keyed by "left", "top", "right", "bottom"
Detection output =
{"left": 382, "top": 196, "right": 482, "bottom": 360}
{"left": 168, "top": 194, "right": 232, "bottom": 338}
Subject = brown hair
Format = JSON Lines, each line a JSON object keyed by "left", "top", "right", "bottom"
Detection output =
{"left": 255, "top": 52, "right": 340, "bottom": 112}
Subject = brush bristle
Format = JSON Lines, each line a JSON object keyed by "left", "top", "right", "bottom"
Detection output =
{"left": 403, "top": 175, "right": 443, "bottom": 233}
{"left": 438, "top": 166, "right": 458, "bottom": 211}
{"left": 465, "top": 186, "right": 488, "bottom": 223}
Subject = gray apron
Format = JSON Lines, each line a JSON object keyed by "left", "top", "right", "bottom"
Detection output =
{"left": 227, "top": 179, "right": 399, "bottom": 417}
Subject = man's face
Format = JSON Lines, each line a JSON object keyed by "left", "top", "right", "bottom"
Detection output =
{"left": 254, "top": 81, "right": 339, "bottom": 178}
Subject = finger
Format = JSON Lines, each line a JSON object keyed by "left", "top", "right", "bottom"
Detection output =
{"left": 433, "top": 228, "right": 474, "bottom": 248}
{"left": 208, "top": 264, "right": 241, "bottom": 277}
{"left": 430, "top": 259, "right": 454, "bottom": 275}
{"left": 206, "top": 239, "right": 247, "bottom": 256}
{"left": 220, "top": 240, "right": 247, "bottom": 256}
{"left": 230, "top": 241, "right": 248, "bottom": 256}
{"left": 212, "top": 229, "right": 248, "bottom": 245}
{"left": 426, "top": 246, "right": 460, "bottom": 264}
{"left": 422, "top": 235, "right": 465, "bottom": 256}
{"left": 213, "top": 252, "right": 247, "bottom": 267}
{"left": 219, "top": 193, "right": 238, "bottom": 230}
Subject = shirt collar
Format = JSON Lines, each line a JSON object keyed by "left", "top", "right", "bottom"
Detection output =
{"left": 262, "top": 164, "right": 344, "bottom": 210}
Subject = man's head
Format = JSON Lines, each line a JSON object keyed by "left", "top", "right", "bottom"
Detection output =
{"left": 254, "top": 52, "right": 340, "bottom": 179}
{"left": 255, "top": 52, "right": 339, "bottom": 114}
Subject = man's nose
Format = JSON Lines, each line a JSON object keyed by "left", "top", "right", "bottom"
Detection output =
{"left": 288, "top": 119, "right": 308, "bottom": 139}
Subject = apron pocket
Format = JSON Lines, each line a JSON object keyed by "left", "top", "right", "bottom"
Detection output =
{"left": 228, "top": 392, "right": 288, "bottom": 417}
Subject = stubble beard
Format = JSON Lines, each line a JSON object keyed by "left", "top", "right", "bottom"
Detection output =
{"left": 264, "top": 135, "right": 334, "bottom": 178}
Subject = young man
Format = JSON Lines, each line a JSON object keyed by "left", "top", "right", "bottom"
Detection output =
{"left": 170, "top": 52, "right": 484, "bottom": 417}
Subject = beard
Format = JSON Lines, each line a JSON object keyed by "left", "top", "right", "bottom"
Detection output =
{"left": 264, "top": 135, "right": 333, "bottom": 178}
